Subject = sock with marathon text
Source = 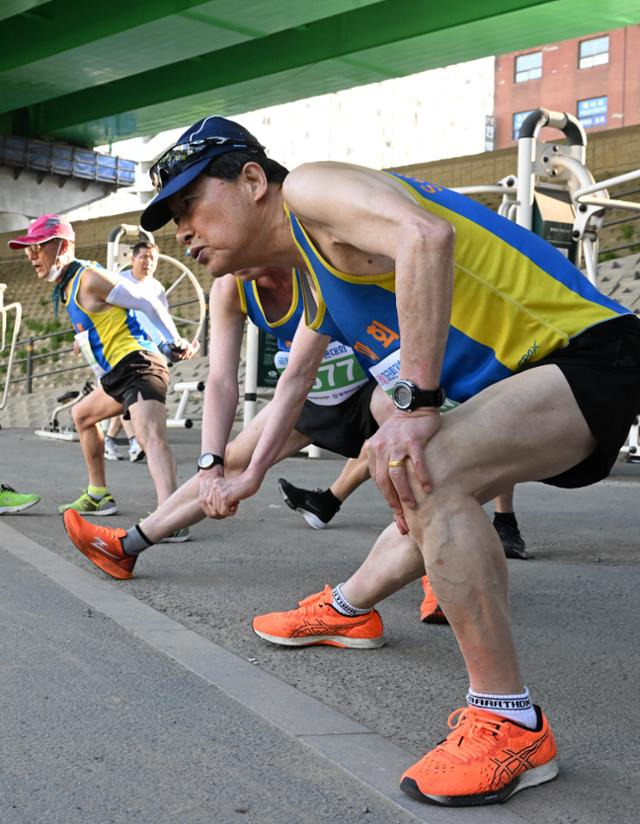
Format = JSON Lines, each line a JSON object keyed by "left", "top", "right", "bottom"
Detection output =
{"left": 331, "top": 583, "right": 371, "bottom": 616}
{"left": 87, "top": 484, "right": 108, "bottom": 501}
{"left": 121, "top": 524, "right": 154, "bottom": 556}
{"left": 467, "top": 686, "right": 538, "bottom": 729}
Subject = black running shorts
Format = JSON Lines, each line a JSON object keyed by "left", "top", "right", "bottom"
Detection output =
{"left": 294, "top": 380, "right": 379, "bottom": 458}
{"left": 527, "top": 314, "right": 640, "bottom": 488}
{"left": 100, "top": 350, "right": 169, "bottom": 419}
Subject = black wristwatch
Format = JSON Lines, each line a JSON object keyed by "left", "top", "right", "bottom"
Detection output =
{"left": 392, "top": 380, "right": 445, "bottom": 412}
{"left": 197, "top": 452, "right": 224, "bottom": 471}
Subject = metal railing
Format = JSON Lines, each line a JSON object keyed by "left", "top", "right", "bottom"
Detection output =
{"left": 0, "top": 327, "right": 79, "bottom": 393}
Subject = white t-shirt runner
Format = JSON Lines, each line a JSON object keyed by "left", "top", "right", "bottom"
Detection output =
{"left": 119, "top": 268, "right": 169, "bottom": 347}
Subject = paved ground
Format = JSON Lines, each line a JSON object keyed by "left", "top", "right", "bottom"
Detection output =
{"left": 1, "top": 426, "right": 639, "bottom": 823}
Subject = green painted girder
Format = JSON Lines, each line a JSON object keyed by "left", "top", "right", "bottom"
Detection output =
{"left": 0, "top": 0, "right": 365, "bottom": 115}
{"left": 2, "top": 0, "right": 558, "bottom": 136}
{"left": 0, "top": 1, "right": 48, "bottom": 24}
{"left": 2, "top": 0, "right": 639, "bottom": 147}
{"left": 0, "top": 0, "right": 211, "bottom": 73}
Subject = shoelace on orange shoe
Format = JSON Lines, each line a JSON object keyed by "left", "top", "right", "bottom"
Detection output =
{"left": 437, "top": 708, "right": 505, "bottom": 763}
{"left": 89, "top": 522, "right": 127, "bottom": 545}
{"left": 295, "top": 587, "right": 332, "bottom": 613}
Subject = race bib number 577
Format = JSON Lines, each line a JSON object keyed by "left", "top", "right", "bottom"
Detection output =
{"left": 274, "top": 340, "right": 368, "bottom": 406}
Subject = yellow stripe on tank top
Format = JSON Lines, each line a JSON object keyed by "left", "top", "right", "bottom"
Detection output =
{"left": 392, "top": 178, "right": 619, "bottom": 369}
{"left": 85, "top": 304, "right": 142, "bottom": 368}
{"left": 235, "top": 278, "right": 248, "bottom": 315}
{"left": 284, "top": 203, "right": 396, "bottom": 294}
{"left": 249, "top": 268, "right": 300, "bottom": 329}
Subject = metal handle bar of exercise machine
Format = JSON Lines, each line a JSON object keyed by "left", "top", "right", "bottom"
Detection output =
{"left": 166, "top": 380, "right": 206, "bottom": 429}
{"left": 516, "top": 108, "right": 587, "bottom": 232}
{"left": 0, "top": 283, "right": 22, "bottom": 411}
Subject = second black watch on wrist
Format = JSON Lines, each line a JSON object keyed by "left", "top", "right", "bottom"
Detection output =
{"left": 197, "top": 452, "right": 224, "bottom": 471}
{"left": 392, "top": 380, "right": 445, "bottom": 412}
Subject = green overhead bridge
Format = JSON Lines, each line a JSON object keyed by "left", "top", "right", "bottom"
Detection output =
{"left": 2, "top": 0, "right": 640, "bottom": 149}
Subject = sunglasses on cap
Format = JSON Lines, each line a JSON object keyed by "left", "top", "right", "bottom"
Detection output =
{"left": 149, "top": 135, "right": 265, "bottom": 192}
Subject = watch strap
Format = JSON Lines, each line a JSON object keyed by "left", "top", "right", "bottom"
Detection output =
{"left": 197, "top": 452, "right": 225, "bottom": 471}
{"left": 413, "top": 386, "right": 445, "bottom": 408}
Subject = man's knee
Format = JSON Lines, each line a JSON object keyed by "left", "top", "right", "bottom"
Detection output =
{"left": 418, "top": 430, "right": 472, "bottom": 494}
{"left": 141, "top": 429, "right": 168, "bottom": 453}
{"left": 402, "top": 433, "right": 487, "bottom": 543}
{"left": 404, "top": 477, "right": 468, "bottom": 549}
{"left": 370, "top": 385, "right": 393, "bottom": 425}
{"left": 72, "top": 403, "right": 95, "bottom": 430}
{"left": 223, "top": 440, "right": 247, "bottom": 476}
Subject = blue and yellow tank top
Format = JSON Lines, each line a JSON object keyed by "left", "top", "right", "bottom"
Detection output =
{"left": 62, "top": 259, "right": 158, "bottom": 377}
{"left": 236, "top": 271, "right": 369, "bottom": 406}
{"left": 286, "top": 172, "right": 632, "bottom": 404}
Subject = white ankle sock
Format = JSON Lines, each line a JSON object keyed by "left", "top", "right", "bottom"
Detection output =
{"left": 331, "top": 583, "right": 371, "bottom": 616}
{"left": 467, "top": 686, "right": 538, "bottom": 729}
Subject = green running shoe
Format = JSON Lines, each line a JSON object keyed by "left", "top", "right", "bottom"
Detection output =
{"left": 0, "top": 484, "right": 41, "bottom": 514}
{"left": 58, "top": 489, "right": 118, "bottom": 516}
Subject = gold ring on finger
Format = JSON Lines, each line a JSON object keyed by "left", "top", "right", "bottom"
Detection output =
{"left": 387, "top": 458, "right": 406, "bottom": 468}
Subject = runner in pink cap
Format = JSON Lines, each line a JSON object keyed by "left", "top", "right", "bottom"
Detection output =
{"left": 9, "top": 213, "right": 197, "bottom": 521}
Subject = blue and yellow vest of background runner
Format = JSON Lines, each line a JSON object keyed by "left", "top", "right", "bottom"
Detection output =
{"left": 62, "top": 260, "right": 158, "bottom": 379}
{"left": 286, "top": 173, "right": 632, "bottom": 406}
{"left": 235, "top": 271, "right": 369, "bottom": 406}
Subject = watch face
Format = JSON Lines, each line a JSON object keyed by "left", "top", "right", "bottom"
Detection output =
{"left": 198, "top": 453, "right": 215, "bottom": 470}
{"left": 393, "top": 382, "right": 413, "bottom": 409}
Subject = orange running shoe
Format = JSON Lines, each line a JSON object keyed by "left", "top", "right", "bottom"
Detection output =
{"left": 252, "top": 585, "right": 385, "bottom": 648}
{"left": 400, "top": 705, "right": 558, "bottom": 806}
{"left": 419, "top": 575, "right": 448, "bottom": 624}
{"left": 63, "top": 509, "right": 136, "bottom": 580}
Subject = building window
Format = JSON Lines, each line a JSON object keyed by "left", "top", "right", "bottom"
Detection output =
{"left": 577, "top": 96, "right": 608, "bottom": 128}
{"left": 512, "top": 110, "right": 534, "bottom": 140}
{"left": 514, "top": 51, "right": 542, "bottom": 83}
{"left": 579, "top": 35, "right": 609, "bottom": 69}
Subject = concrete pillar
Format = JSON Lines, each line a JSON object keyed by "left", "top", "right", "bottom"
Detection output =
{"left": 0, "top": 167, "right": 117, "bottom": 225}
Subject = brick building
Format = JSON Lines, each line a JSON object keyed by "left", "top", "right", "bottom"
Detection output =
{"left": 493, "top": 25, "right": 640, "bottom": 149}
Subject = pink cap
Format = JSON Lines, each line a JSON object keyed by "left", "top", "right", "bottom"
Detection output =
{"left": 8, "top": 214, "right": 75, "bottom": 249}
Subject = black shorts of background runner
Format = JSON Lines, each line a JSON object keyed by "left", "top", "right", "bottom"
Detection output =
{"left": 295, "top": 380, "right": 378, "bottom": 458}
{"left": 525, "top": 314, "right": 640, "bottom": 488}
{"left": 100, "top": 351, "right": 169, "bottom": 420}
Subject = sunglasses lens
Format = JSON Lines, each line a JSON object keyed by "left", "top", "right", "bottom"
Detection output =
{"left": 150, "top": 139, "right": 222, "bottom": 192}
{"left": 150, "top": 135, "right": 263, "bottom": 192}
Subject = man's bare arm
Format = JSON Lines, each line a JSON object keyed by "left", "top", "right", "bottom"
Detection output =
{"left": 283, "top": 162, "right": 456, "bottom": 522}
{"left": 204, "top": 320, "right": 330, "bottom": 515}
{"left": 243, "top": 319, "right": 330, "bottom": 485}
{"left": 201, "top": 276, "right": 246, "bottom": 458}
{"left": 283, "top": 162, "right": 454, "bottom": 389}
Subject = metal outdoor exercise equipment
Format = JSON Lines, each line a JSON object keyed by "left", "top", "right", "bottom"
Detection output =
{"left": 0, "top": 282, "right": 22, "bottom": 412}
{"left": 34, "top": 380, "right": 94, "bottom": 441}
{"left": 455, "top": 107, "right": 640, "bottom": 458}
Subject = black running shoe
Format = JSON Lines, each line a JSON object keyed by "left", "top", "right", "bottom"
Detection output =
{"left": 494, "top": 519, "right": 529, "bottom": 560}
{"left": 277, "top": 478, "right": 341, "bottom": 529}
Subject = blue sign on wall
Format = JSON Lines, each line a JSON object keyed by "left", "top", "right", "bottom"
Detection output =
{"left": 577, "top": 96, "right": 608, "bottom": 128}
